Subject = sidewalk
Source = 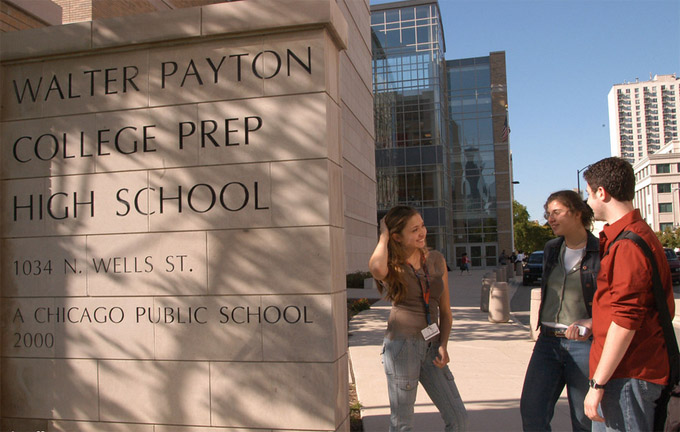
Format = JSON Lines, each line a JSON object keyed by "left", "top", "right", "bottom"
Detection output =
{"left": 348, "top": 269, "right": 572, "bottom": 432}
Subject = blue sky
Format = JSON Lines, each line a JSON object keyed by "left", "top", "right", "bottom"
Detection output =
{"left": 371, "top": 0, "right": 680, "bottom": 222}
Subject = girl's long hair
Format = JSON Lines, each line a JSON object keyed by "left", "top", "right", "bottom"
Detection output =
{"left": 378, "top": 205, "right": 427, "bottom": 304}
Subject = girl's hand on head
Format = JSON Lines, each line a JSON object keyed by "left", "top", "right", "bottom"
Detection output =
{"left": 379, "top": 217, "right": 389, "bottom": 237}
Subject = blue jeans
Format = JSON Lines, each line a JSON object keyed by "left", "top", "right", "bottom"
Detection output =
{"left": 520, "top": 334, "right": 591, "bottom": 431}
{"left": 591, "top": 378, "right": 664, "bottom": 432}
{"left": 382, "top": 337, "right": 467, "bottom": 431}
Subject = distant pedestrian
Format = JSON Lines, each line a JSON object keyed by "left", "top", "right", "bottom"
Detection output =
{"left": 459, "top": 253, "right": 471, "bottom": 275}
{"left": 516, "top": 250, "right": 526, "bottom": 263}
{"left": 499, "top": 250, "right": 509, "bottom": 265}
{"left": 515, "top": 250, "right": 526, "bottom": 272}
{"left": 369, "top": 205, "right": 468, "bottom": 431}
{"left": 520, "top": 190, "right": 600, "bottom": 432}
{"left": 582, "top": 157, "right": 674, "bottom": 431}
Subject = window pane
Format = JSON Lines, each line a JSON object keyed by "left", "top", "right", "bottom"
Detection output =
{"left": 660, "top": 223, "right": 673, "bottom": 231}
{"left": 386, "top": 30, "right": 401, "bottom": 47}
{"left": 406, "top": 172, "right": 422, "bottom": 203}
{"left": 402, "top": 27, "right": 415, "bottom": 45}
{"left": 460, "top": 67, "right": 476, "bottom": 89}
{"left": 422, "top": 172, "right": 435, "bottom": 201}
{"left": 385, "top": 9, "right": 399, "bottom": 23}
{"left": 478, "top": 118, "right": 493, "bottom": 144}
{"left": 449, "top": 70, "right": 461, "bottom": 91}
{"left": 657, "top": 164, "right": 671, "bottom": 173}
{"left": 659, "top": 203, "right": 673, "bottom": 212}
{"left": 405, "top": 147, "right": 421, "bottom": 165}
{"left": 415, "top": 5, "right": 430, "bottom": 18}
{"left": 658, "top": 183, "right": 672, "bottom": 193}
{"left": 417, "top": 26, "right": 430, "bottom": 43}
{"left": 476, "top": 64, "right": 491, "bottom": 87}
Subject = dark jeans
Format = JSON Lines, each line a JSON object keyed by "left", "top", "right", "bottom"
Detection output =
{"left": 591, "top": 378, "right": 664, "bottom": 432}
{"left": 520, "top": 334, "right": 592, "bottom": 431}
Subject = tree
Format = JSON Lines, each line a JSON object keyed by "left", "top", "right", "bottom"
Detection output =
{"left": 656, "top": 227, "right": 680, "bottom": 249}
{"left": 513, "top": 200, "right": 556, "bottom": 253}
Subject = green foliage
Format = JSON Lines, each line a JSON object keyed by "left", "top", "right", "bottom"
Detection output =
{"left": 349, "top": 298, "right": 372, "bottom": 315}
{"left": 346, "top": 271, "right": 372, "bottom": 288}
{"left": 513, "top": 200, "right": 556, "bottom": 253}
{"left": 656, "top": 227, "right": 680, "bottom": 249}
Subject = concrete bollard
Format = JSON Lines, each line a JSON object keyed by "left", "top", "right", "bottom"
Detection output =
{"left": 494, "top": 266, "right": 504, "bottom": 283}
{"left": 480, "top": 273, "right": 496, "bottom": 312}
{"left": 488, "top": 281, "right": 510, "bottom": 323}
{"left": 530, "top": 288, "right": 542, "bottom": 341}
{"left": 506, "top": 262, "right": 515, "bottom": 281}
{"left": 515, "top": 263, "right": 523, "bottom": 277}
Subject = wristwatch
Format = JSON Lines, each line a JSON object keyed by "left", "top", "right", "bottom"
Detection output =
{"left": 589, "top": 379, "right": 605, "bottom": 390}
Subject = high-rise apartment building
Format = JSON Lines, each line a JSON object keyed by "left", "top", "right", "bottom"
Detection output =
{"left": 608, "top": 74, "right": 680, "bottom": 164}
{"left": 371, "top": 0, "right": 515, "bottom": 267}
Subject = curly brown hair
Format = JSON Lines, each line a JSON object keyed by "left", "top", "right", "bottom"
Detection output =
{"left": 583, "top": 157, "right": 635, "bottom": 202}
{"left": 544, "top": 190, "right": 594, "bottom": 229}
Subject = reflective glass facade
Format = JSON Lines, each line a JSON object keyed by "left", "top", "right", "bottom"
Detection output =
{"left": 371, "top": 1, "right": 452, "bottom": 258}
{"left": 448, "top": 57, "right": 500, "bottom": 267}
{"left": 371, "top": 1, "right": 514, "bottom": 268}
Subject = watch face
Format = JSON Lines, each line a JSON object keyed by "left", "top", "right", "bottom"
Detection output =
{"left": 589, "top": 379, "right": 604, "bottom": 389}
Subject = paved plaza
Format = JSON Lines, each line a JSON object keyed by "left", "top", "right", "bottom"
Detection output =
{"left": 349, "top": 269, "right": 573, "bottom": 432}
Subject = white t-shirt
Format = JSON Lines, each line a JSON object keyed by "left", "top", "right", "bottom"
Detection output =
{"left": 564, "top": 245, "right": 585, "bottom": 272}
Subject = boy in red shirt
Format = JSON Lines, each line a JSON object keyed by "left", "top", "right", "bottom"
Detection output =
{"left": 583, "top": 157, "right": 674, "bottom": 431}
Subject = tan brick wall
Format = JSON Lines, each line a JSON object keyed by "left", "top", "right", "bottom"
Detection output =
{"left": 53, "top": 0, "right": 91, "bottom": 23}
{"left": 490, "top": 51, "right": 514, "bottom": 253}
{"left": 1, "top": 1, "right": 50, "bottom": 31}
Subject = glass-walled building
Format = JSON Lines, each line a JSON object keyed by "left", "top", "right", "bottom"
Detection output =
{"left": 371, "top": 0, "right": 514, "bottom": 268}
{"left": 447, "top": 53, "right": 513, "bottom": 268}
{"left": 448, "top": 56, "right": 498, "bottom": 267}
{"left": 371, "top": 0, "right": 453, "bottom": 258}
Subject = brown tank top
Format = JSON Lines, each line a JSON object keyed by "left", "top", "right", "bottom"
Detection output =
{"left": 385, "top": 250, "right": 447, "bottom": 339}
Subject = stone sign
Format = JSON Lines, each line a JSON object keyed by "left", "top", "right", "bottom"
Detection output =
{"left": 1, "top": 1, "right": 356, "bottom": 431}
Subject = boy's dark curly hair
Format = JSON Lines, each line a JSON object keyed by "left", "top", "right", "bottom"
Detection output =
{"left": 583, "top": 157, "right": 635, "bottom": 202}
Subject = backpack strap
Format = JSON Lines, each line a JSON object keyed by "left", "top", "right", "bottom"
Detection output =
{"left": 605, "top": 230, "right": 679, "bottom": 386}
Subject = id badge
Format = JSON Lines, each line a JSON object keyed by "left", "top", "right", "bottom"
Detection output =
{"left": 421, "top": 323, "right": 440, "bottom": 341}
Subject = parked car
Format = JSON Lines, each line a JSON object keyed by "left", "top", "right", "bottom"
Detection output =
{"left": 664, "top": 248, "right": 680, "bottom": 286}
{"left": 522, "top": 251, "right": 544, "bottom": 286}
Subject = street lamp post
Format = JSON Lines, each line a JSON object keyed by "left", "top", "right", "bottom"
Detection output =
{"left": 576, "top": 164, "right": 590, "bottom": 198}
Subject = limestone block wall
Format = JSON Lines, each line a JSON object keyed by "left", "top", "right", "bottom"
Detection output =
{"left": 0, "top": 1, "right": 369, "bottom": 431}
{"left": 337, "top": 0, "right": 376, "bottom": 272}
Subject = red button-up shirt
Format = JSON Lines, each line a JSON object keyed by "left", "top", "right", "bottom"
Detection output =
{"left": 590, "top": 209, "right": 674, "bottom": 385}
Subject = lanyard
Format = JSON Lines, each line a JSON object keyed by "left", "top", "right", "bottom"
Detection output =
{"left": 409, "top": 259, "right": 432, "bottom": 326}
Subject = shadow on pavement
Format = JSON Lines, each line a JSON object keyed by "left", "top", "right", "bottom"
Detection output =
{"left": 362, "top": 398, "right": 565, "bottom": 432}
{"left": 348, "top": 306, "right": 389, "bottom": 347}
{"left": 452, "top": 307, "right": 530, "bottom": 342}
